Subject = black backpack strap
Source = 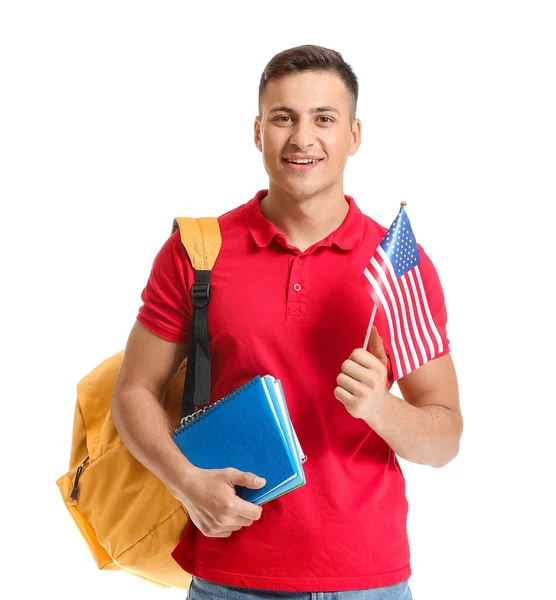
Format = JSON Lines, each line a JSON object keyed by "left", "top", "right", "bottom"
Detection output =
{"left": 181, "top": 269, "right": 211, "bottom": 421}
{"left": 171, "top": 217, "right": 221, "bottom": 423}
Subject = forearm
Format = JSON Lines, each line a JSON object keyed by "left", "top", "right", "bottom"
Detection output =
{"left": 366, "top": 392, "right": 462, "bottom": 468}
{"left": 111, "top": 384, "right": 197, "bottom": 496}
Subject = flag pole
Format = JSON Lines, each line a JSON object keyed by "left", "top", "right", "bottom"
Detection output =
{"left": 363, "top": 201, "right": 406, "bottom": 351}
{"left": 363, "top": 304, "right": 377, "bottom": 351}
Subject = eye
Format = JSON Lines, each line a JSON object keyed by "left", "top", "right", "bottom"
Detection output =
{"left": 318, "top": 116, "right": 334, "bottom": 124}
{"left": 274, "top": 115, "right": 293, "bottom": 123}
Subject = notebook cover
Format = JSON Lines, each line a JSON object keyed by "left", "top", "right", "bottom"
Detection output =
{"left": 172, "top": 375, "right": 298, "bottom": 504}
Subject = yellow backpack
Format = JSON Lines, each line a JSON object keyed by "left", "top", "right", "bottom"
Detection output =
{"left": 56, "top": 217, "right": 222, "bottom": 589}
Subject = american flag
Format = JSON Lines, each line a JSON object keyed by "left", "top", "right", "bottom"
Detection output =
{"left": 361, "top": 205, "right": 444, "bottom": 381}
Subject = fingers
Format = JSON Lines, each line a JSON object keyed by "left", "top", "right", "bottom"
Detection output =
{"left": 209, "top": 516, "right": 254, "bottom": 537}
{"left": 336, "top": 372, "right": 362, "bottom": 396}
{"left": 207, "top": 528, "right": 239, "bottom": 538}
{"left": 368, "top": 326, "right": 388, "bottom": 365}
{"left": 225, "top": 469, "right": 265, "bottom": 522}
{"left": 200, "top": 503, "right": 261, "bottom": 538}
{"left": 198, "top": 498, "right": 262, "bottom": 538}
{"left": 348, "top": 329, "right": 387, "bottom": 371}
{"left": 236, "top": 497, "right": 264, "bottom": 522}
{"left": 233, "top": 515, "right": 258, "bottom": 527}
{"left": 334, "top": 385, "right": 355, "bottom": 405}
{"left": 337, "top": 337, "right": 387, "bottom": 399}
{"left": 226, "top": 468, "right": 266, "bottom": 490}
{"left": 340, "top": 359, "right": 372, "bottom": 386}
{"left": 191, "top": 468, "right": 266, "bottom": 539}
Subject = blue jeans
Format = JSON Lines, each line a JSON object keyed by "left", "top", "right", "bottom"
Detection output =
{"left": 187, "top": 576, "right": 413, "bottom": 599}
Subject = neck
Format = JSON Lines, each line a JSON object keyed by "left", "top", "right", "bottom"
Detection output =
{"left": 260, "top": 183, "right": 349, "bottom": 252}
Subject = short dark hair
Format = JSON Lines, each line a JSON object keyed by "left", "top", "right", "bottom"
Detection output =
{"left": 258, "top": 44, "right": 359, "bottom": 122}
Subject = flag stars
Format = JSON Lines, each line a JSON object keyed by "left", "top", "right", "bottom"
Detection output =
{"left": 379, "top": 210, "right": 420, "bottom": 276}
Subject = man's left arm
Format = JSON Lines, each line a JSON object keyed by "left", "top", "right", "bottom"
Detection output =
{"left": 335, "top": 327, "right": 462, "bottom": 468}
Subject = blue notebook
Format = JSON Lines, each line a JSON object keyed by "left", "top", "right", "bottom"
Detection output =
{"left": 172, "top": 375, "right": 306, "bottom": 504}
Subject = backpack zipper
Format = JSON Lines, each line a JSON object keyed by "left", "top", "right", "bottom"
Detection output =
{"left": 70, "top": 456, "right": 89, "bottom": 501}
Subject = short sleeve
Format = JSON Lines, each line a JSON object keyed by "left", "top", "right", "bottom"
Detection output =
{"left": 136, "top": 230, "right": 193, "bottom": 344}
{"left": 417, "top": 244, "right": 450, "bottom": 358}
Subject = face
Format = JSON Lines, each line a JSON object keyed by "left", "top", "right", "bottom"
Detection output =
{"left": 254, "top": 71, "right": 361, "bottom": 199}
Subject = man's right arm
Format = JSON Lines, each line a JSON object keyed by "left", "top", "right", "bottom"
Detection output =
{"left": 111, "top": 320, "right": 266, "bottom": 538}
{"left": 111, "top": 320, "right": 195, "bottom": 497}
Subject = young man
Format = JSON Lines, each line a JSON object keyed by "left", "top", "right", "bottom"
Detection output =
{"left": 112, "top": 45, "right": 462, "bottom": 599}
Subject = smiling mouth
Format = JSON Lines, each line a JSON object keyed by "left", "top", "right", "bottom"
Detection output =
{"left": 282, "top": 158, "right": 324, "bottom": 171}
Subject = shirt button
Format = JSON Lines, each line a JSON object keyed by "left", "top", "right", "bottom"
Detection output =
{"left": 297, "top": 257, "right": 304, "bottom": 264}
{"left": 293, "top": 283, "right": 301, "bottom": 292}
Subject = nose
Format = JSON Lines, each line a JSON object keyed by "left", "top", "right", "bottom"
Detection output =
{"left": 289, "top": 119, "right": 315, "bottom": 151}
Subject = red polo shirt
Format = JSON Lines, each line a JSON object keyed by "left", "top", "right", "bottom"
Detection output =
{"left": 136, "top": 190, "right": 450, "bottom": 592}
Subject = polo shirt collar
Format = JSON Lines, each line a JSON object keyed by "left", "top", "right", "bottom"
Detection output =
{"left": 245, "top": 189, "right": 363, "bottom": 251}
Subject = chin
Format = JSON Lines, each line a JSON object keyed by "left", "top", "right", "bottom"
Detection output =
{"left": 288, "top": 179, "right": 334, "bottom": 198}
{"left": 280, "top": 183, "right": 320, "bottom": 198}
{"left": 272, "top": 174, "right": 319, "bottom": 194}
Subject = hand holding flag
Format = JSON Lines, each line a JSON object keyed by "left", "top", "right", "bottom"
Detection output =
{"left": 336, "top": 202, "right": 446, "bottom": 421}
{"left": 334, "top": 326, "right": 390, "bottom": 423}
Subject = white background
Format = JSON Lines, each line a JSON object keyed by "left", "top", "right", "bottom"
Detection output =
{"left": 1, "top": 1, "right": 555, "bottom": 599}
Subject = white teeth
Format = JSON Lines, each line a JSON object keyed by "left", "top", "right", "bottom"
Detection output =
{"left": 287, "top": 159, "right": 318, "bottom": 164}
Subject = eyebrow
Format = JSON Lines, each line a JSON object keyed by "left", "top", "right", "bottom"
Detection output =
{"left": 269, "top": 105, "right": 340, "bottom": 115}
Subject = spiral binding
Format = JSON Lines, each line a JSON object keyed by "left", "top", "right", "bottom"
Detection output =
{"left": 173, "top": 376, "right": 259, "bottom": 437}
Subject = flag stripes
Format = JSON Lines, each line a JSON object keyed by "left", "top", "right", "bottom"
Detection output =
{"left": 363, "top": 246, "right": 443, "bottom": 380}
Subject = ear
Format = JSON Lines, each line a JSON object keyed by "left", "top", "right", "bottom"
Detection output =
{"left": 254, "top": 117, "right": 262, "bottom": 152}
{"left": 348, "top": 118, "right": 362, "bottom": 156}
